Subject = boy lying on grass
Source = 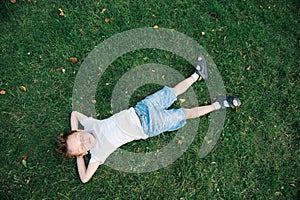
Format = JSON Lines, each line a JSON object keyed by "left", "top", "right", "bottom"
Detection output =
{"left": 56, "top": 56, "right": 241, "bottom": 183}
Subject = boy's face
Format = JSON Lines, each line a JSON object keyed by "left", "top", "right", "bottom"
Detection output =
{"left": 67, "top": 131, "right": 95, "bottom": 157}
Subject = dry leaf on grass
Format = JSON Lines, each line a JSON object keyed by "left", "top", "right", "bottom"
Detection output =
{"left": 20, "top": 86, "right": 27, "bottom": 92}
{"left": 22, "top": 155, "right": 28, "bottom": 168}
{"left": 105, "top": 18, "right": 115, "bottom": 23}
{"left": 101, "top": 8, "right": 107, "bottom": 13}
{"left": 25, "top": 177, "right": 31, "bottom": 184}
{"left": 58, "top": 8, "right": 64, "bottom": 16}
{"left": 70, "top": 57, "right": 78, "bottom": 63}
{"left": 90, "top": 100, "right": 96, "bottom": 104}
{"left": 177, "top": 139, "right": 183, "bottom": 145}
{"left": 179, "top": 98, "right": 186, "bottom": 103}
{"left": 0, "top": 90, "right": 6, "bottom": 95}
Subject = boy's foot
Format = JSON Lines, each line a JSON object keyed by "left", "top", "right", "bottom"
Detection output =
{"left": 212, "top": 95, "right": 241, "bottom": 110}
{"left": 195, "top": 56, "right": 208, "bottom": 80}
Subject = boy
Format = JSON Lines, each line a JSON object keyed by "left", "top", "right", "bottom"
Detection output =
{"left": 56, "top": 57, "right": 241, "bottom": 183}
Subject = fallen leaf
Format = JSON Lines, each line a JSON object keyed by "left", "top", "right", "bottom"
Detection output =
{"left": 20, "top": 86, "right": 27, "bottom": 92}
{"left": 104, "top": 17, "right": 116, "bottom": 22}
{"left": 10, "top": 0, "right": 16, "bottom": 4}
{"left": 0, "top": 90, "right": 6, "bottom": 95}
{"left": 58, "top": 8, "right": 64, "bottom": 16}
{"left": 275, "top": 191, "right": 282, "bottom": 196}
{"left": 22, "top": 155, "right": 27, "bottom": 160}
{"left": 25, "top": 177, "right": 31, "bottom": 184}
{"left": 179, "top": 98, "right": 186, "bottom": 103}
{"left": 101, "top": 8, "right": 107, "bottom": 13}
{"left": 91, "top": 100, "right": 96, "bottom": 104}
{"left": 290, "top": 183, "right": 296, "bottom": 187}
{"left": 177, "top": 139, "right": 183, "bottom": 145}
{"left": 22, "top": 159, "right": 27, "bottom": 168}
{"left": 135, "top": 147, "right": 141, "bottom": 153}
{"left": 70, "top": 57, "right": 78, "bottom": 63}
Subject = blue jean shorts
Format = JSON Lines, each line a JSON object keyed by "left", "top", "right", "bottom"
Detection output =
{"left": 134, "top": 86, "right": 187, "bottom": 137}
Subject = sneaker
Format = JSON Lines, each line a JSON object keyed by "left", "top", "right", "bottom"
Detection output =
{"left": 214, "top": 95, "right": 241, "bottom": 109}
{"left": 195, "top": 56, "right": 208, "bottom": 80}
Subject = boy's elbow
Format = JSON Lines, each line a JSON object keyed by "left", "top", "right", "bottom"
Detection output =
{"left": 80, "top": 175, "right": 92, "bottom": 183}
{"left": 80, "top": 177, "right": 90, "bottom": 184}
{"left": 81, "top": 180, "right": 88, "bottom": 184}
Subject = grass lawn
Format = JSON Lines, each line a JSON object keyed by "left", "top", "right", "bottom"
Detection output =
{"left": 0, "top": 0, "right": 299, "bottom": 199}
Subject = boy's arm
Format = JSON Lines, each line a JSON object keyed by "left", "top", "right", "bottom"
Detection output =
{"left": 76, "top": 156, "right": 100, "bottom": 183}
{"left": 70, "top": 111, "right": 88, "bottom": 130}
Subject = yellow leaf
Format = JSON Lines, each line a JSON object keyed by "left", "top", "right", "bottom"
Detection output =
{"left": 20, "top": 86, "right": 27, "bottom": 92}
{"left": 91, "top": 100, "right": 96, "bottom": 104}
{"left": 177, "top": 139, "right": 183, "bottom": 145}
{"left": 101, "top": 8, "right": 107, "bottom": 13}
{"left": 0, "top": 90, "right": 6, "bottom": 95}
{"left": 25, "top": 177, "right": 31, "bottom": 184}
{"left": 179, "top": 98, "right": 186, "bottom": 103}
{"left": 58, "top": 8, "right": 64, "bottom": 16}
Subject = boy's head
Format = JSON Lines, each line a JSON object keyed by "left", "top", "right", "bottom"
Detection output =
{"left": 56, "top": 130, "right": 94, "bottom": 158}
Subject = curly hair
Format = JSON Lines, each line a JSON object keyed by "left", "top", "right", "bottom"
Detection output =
{"left": 55, "top": 130, "right": 78, "bottom": 158}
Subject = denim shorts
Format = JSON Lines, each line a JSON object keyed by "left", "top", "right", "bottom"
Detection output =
{"left": 134, "top": 86, "right": 187, "bottom": 137}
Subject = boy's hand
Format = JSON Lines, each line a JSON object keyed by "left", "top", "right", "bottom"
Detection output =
{"left": 70, "top": 111, "right": 88, "bottom": 130}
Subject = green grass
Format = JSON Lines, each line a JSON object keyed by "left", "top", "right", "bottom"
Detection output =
{"left": 1, "top": 0, "right": 299, "bottom": 199}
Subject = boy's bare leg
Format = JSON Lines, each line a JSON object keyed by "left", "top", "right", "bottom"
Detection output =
{"left": 172, "top": 76, "right": 196, "bottom": 96}
{"left": 184, "top": 105, "right": 215, "bottom": 119}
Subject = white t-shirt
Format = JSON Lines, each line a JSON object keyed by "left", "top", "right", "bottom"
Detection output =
{"left": 80, "top": 107, "right": 148, "bottom": 164}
